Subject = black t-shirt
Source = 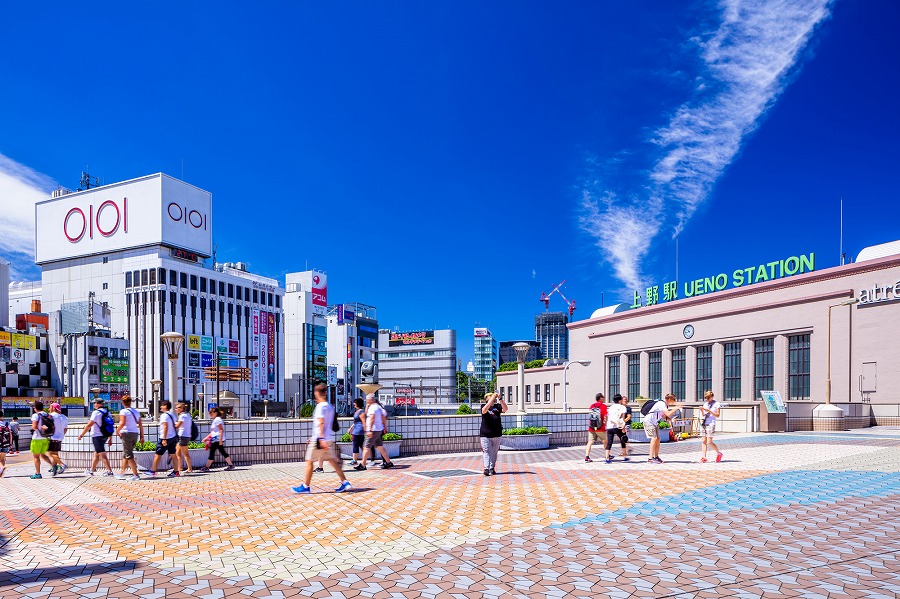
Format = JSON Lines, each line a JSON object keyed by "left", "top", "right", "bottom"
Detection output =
{"left": 480, "top": 404, "right": 503, "bottom": 438}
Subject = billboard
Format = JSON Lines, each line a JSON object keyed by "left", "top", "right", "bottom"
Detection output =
{"left": 35, "top": 173, "right": 213, "bottom": 264}
{"left": 100, "top": 357, "right": 129, "bottom": 383}
{"left": 389, "top": 330, "right": 435, "bottom": 346}
{"left": 267, "top": 312, "right": 276, "bottom": 393}
{"left": 337, "top": 304, "right": 355, "bottom": 325}
{"left": 474, "top": 327, "right": 490, "bottom": 337}
{"left": 311, "top": 272, "right": 327, "bottom": 315}
{"left": 252, "top": 309, "right": 261, "bottom": 395}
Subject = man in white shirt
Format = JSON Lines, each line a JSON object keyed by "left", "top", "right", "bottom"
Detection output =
{"left": 48, "top": 403, "right": 69, "bottom": 476}
{"left": 604, "top": 396, "right": 629, "bottom": 463}
{"left": 292, "top": 383, "right": 350, "bottom": 494}
{"left": 355, "top": 393, "right": 394, "bottom": 471}
{"left": 699, "top": 390, "right": 723, "bottom": 463}
{"left": 77, "top": 398, "right": 114, "bottom": 476}
{"left": 115, "top": 396, "right": 144, "bottom": 480}
{"left": 150, "top": 400, "right": 180, "bottom": 478}
{"left": 644, "top": 394, "right": 682, "bottom": 464}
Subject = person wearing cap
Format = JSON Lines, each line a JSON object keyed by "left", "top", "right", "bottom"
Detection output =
{"left": 355, "top": 393, "right": 394, "bottom": 470}
{"left": 48, "top": 403, "right": 69, "bottom": 476}
{"left": 698, "top": 390, "right": 723, "bottom": 463}
{"left": 77, "top": 398, "right": 114, "bottom": 476}
{"left": 115, "top": 395, "right": 143, "bottom": 480}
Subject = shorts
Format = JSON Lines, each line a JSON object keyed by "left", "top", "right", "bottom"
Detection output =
{"left": 587, "top": 431, "right": 605, "bottom": 443}
{"left": 177, "top": 436, "right": 190, "bottom": 447}
{"left": 352, "top": 434, "right": 365, "bottom": 454}
{"left": 121, "top": 432, "right": 139, "bottom": 459}
{"left": 31, "top": 438, "right": 51, "bottom": 454}
{"left": 644, "top": 422, "right": 659, "bottom": 439}
{"left": 48, "top": 440, "right": 62, "bottom": 453}
{"left": 92, "top": 436, "right": 110, "bottom": 453}
{"left": 0, "top": 446, "right": 9, "bottom": 454}
{"left": 364, "top": 430, "right": 384, "bottom": 449}
{"left": 305, "top": 440, "right": 340, "bottom": 465}
{"left": 155, "top": 438, "right": 178, "bottom": 455}
{"left": 701, "top": 423, "right": 716, "bottom": 437}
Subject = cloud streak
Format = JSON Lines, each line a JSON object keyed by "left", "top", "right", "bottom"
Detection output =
{"left": 581, "top": 0, "right": 833, "bottom": 291}
{"left": 0, "top": 153, "right": 57, "bottom": 280}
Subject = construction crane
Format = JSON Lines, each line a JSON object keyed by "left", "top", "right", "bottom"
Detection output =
{"left": 539, "top": 280, "right": 576, "bottom": 316}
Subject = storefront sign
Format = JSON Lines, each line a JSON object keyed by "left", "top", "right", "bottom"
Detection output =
{"left": 389, "top": 331, "right": 435, "bottom": 346}
{"left": 858, "top": 280, "right": 900, "bottom": 305}
{"left": 632, "top": 253, "right": 815, "bottom": 309}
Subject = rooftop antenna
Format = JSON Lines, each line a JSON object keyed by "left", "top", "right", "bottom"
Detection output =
{"left": 78, "top": 169, "right": 100, "bottom": 191}
{"left": 839, "top": 197, "right": 844, "bottom": 265}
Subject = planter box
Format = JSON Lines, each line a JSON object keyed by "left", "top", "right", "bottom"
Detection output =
{"left": 627, "top": 428, "right": 671, "bottom": 443}
{"left": 499, "top": 433, "right": 551, "bottom": 451}
{"left": 135, "top": 448, "right": 207, "bottom": 471}
{"left": 337, "top": 440, "right": 401, "bottom": 459}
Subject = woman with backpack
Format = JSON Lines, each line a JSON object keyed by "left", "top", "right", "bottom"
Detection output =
{"left": 174, "top": 401, "right": 195, "bottom": 474}
{"left": 200, "top": 406, "right": 236, "bottom": 472}
{"left": 77, "top": 398, "right": 114, "bottom": 477}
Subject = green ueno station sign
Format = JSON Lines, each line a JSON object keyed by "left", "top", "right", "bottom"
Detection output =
{"left": 631, "top": 253, "right": 815, "bottom": 309}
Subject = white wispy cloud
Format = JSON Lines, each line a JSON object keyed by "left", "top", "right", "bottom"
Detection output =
{"left": 581, "top": 0, "right": 833, "bottom": 291}
{"left": 0, "top": 153, "right": 57, "bottom": 280}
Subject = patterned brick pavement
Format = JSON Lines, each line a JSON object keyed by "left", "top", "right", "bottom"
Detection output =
{"left": 2, "top": 429, "right": 900, "bottom": 598}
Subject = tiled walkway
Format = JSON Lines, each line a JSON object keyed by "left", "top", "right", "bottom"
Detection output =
{"left": 2, "top": 429, "right": 900, "bottom": 598}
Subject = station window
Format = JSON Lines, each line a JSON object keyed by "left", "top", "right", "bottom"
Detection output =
{"left": 754, "top": 338, "right": 774, "bottom": 400}
{"left": 627, "top": 353, "right": 640, "bottom": 400}
{"left": 534, "top": 384, "right": 540, "bottom": 404}
{"left": 648, "top": 351, "right": 662, "bottom": 399}
{"left": 724, "top": 342, "right": 742, "bottom": 401}
{"left": 608, "top": 355, "right": 620, "bottom": 399}
{"left": 789, "top": 334, "right": 811, "bottom": 400}
{"left": 525, "top": 385, "right": 531, "bottom": 403}
{"left": 696, "top": 345, "right": 713, "bottom": 400}
{"left": 671, "top": 348, "right": 686, "bottom": 401}
{"left": 544, "top": 383, "right": 551, "bottom": 403}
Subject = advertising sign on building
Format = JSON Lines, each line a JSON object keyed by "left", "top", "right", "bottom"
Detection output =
{"left": 311, "top": 272, "right": 327, "bottom": 315}
{"left": 327, "top": 366, "right": 337, "bottom": 386}
{"left": 187, "top": 335, "right": 201, "bottom": 351}
{"left": 338, "top": 305, "right": 355, "bottom": 325}
{"left": 100, "top": 358, "right": 129, "bottom": 383}
{"left": 252, "top": 309, "right": 261, "bottom": 395}
{"left": 200, "top": 353, "right": 213, "bottom": 368}
{"left": 35, "top": 174, "right": 213, "bottom": 264}
{"left": 0, "top": 332, "right": 9, "bottom": 346}
{"left": 200, "top": 336, "right": 214, "bottom": 352}
{"left": 474, "top": 328, "right": 490, "bottom": 337}
{"left": 188, "top": 352, "right": 201, "bottom": 367}
{"left": 267, "top": 312, "right": 276, "bottom": 392}
{"left": 389, "top": 330, "right": 435, "bottom": 346}
{"left": 10, "top": 348, "right": 25, "bottom": 363}
{"left": 258, "top": 310, "right": 268, "bottom": 396}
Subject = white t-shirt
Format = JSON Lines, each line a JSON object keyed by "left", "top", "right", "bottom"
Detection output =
{"left": 702, "top": 401, "right": 722, "bottom": 426}
{"left": 366, "top": 404, "right": 387, "bottom": 432}
{"left": 120, "top": 408, "right": 141, "bottom": 434}
{"left": 89, "top": 408, "right": 109, "bottom": 437}
{"left": 312, "top": 402, "right": 336, "bottom": 443}
{"left": 607, "top": 403, "right": 627, "bottom": 430}
{"left": 31, "top": 412, "right": 42, "bottom": 438}
{"left": 51, "top": 413, "right": 69, "bottom": 442}
{"left": 176, "top": 413, "right": 193, "bottom": 438}
{"left": 158, "top": 412, "right": 177, "bottom": 439}
{"left": 209, "top": 417, "right": 224, "bottom": 442}
{"left": 644, "top": 401, "right": 667, "bottom": 427}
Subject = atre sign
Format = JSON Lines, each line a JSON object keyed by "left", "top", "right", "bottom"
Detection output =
{"left": 35, "top": 173, "right": 213, "bottom": 264}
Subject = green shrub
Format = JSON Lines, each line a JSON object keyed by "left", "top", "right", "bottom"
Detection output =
{"left": 299, "top": 403, "right": 314, "bottom": 418}
{"left": 630, "top": 422, "right": 644, "bottom": 430}
{"left": 658, "top": 421, "right": 670, "bottom": 429}
{"left": 383, "top": 432, "right": 402, "bottom": 441}
{"left": 188, "top": 441, "right": 206, "bottom": 449}
{"left": 134, "top": 441, "right": 157, "bottom": 451}
{"left": 502, "top": 426, "right": 549, "bottom": 436}
{"left": 340, "top": 433, "right": 351, "bottom": 442}
{"left": 456, "top": 403, "right": 474, "bottom": 415}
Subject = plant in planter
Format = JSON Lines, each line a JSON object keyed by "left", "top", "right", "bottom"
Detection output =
{"left": 134, "top": 440, "right": 164, "bottom": 471}
{"left": 337, "top": 432, "right": 403, "bottom": 459}
{"left": 455, "top": 403, "right": 474, "bottom": 415}
{"left": 499, "top": 426, "right": 551, "bottom": 450}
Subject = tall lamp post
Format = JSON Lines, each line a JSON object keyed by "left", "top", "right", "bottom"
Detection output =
{"left": 562, "top": 359, "right": 592, "bottom": 412}
{"left": 150, "top": 379, "right": 162, "bottom": 416}
{"left": 160, "top": 332, "right": 185, "bottom": 411}
{"left": 512, "top": 342, "right": 531, "bottom": 413}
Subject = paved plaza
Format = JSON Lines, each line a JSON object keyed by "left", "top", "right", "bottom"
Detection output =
{"left": 2, "top": 429, "right": 900, "bottom": 598}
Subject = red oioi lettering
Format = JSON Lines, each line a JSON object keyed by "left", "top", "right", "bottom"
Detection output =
{"left": 167, "top": 202, "right": 207, "bottom": 230}
{"left": 64, "top": 197, "right": 128, "bottom": 243}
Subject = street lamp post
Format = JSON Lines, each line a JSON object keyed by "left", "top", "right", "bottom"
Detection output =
{"left": 562, "top": 360, "right": 592, "bottom": 412}
{"left": 160, "top": 332, "right": 185, "bottom": 412}
{"left": 512, "top": 342, "right": 531, "bottom": 413}
{"left": 814, "top": 297, "right": 858, "bottom": 431}
{"left": 150, "top": 379, "right": 162, "bottom": 416}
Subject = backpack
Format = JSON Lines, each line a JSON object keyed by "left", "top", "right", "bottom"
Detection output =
{"left": 190, "top": 419, "right": 200, "bottom": 441}
{"left": 331, "top": 409, "right": 340, "bottom": 433}
{"left": 0, "top": 422, "right": 11, "bottom": 447}
{"left": 98, "top": 408, "right": 115, "bottom": 436}
{"left": 640, "top": 400, "right": 660, "bottom": 417}
{"left": 588, "top": 406, "right": 603, "bottom": 430}
{"left": 39, "top": 412, "right": 56, "bottom": 438}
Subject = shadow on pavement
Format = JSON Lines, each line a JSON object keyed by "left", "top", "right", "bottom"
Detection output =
{"left": 0, "top": 559, "right": 140, "bottom": 587}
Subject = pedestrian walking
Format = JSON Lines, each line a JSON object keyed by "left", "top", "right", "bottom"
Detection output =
{"left": 480, "top": 392, "right": 507, "bottom": 476}
{"left": 30, "top": 401, "right": 57, "bottom": 479}
{"left": 292, "top": 383, "right": 351, "bottom": 494}
{"left": 0, "top": 409, "right": 10, "bottom": 477}
{"left": 77, "top": 398, "right": 114, "bottom": 476}
{"left": 642, "top": 394, "right": 682, "bottom": 463}
{"left": 356, "top": 393, "right": 395, "bottom": 470}
{"left": 150, "top": 400, "right": 180, "bottom": 477}
{"left": 115, "top": 396, "right": 143, "bottom": 480}
{"left": 619, "top": 394, "right": 632, "bottom": 457}
{"left": 604, "top": 395, "right": 629, "bottom": 463}
{"left": 201, "top": 407, "right": 236, "bottom": 471}
{"left": 174, "top": 401, "right": 194, "bottom": 474}
{"left": 9, "top": 417, "right": 20, "bottom": 455}
{"left": 584, "top": 392, "right": 607, "bottom": 462}
{"left": 48, "top": 403, "right": 69, "bottom": 476}
{"left": 698, "top": 390, "right": 724, "bottom": 463}
{"left": 348, "top": 397, "right": 366, "bottom": 466}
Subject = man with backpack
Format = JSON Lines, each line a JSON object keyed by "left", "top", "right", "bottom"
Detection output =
{"left": 77, "top": 398, "right": 115, "bottom": 476}
{"left": 30, "top": 401, "right": 56, "bottom": 479}
{"left": 642, "top": 394, "right": 683, "bottom": 464}
{"left": 584, "top": 392, "right": 607, "bottom": 462}
{"left": 150, "top": 400, "right": 180, "bottom": 477}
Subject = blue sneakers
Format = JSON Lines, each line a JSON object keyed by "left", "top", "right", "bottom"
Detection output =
{"left": 335, "top": 481, "right": 352, "bottom": 493}
{"left": 292, "top": 484, "right": 311, "bottom": 494}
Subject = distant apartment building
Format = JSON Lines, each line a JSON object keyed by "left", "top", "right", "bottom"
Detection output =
{"left": 377, "top": 328, "right": 456, "bottom": 405}
{"left": 535, "top": 312, "right": 569, "bottom": 360}
{"left": 473, "top": 327, "right": 497, "bottom": 381}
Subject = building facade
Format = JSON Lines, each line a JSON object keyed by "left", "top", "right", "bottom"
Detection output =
{"left": 535, "top": 312, "right": 569, "bottom": 360}
{"left": 473, "top": 327, "right": 497, "bottom": 381}
{"left": 377, "top": 328, "right": 456, "bottom": 405}
{"left": 34, "top": 173, "right": 284, "bottom": 417}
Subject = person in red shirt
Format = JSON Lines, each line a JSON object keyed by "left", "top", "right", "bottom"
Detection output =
{"left": 584, "top": 392, "right": 607, "bottom": 462}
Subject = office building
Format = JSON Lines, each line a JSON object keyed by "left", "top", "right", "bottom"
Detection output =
{"left": 535, "top": 312, "right": 569, "bottom": 360}
{"left": 473, "top": 327, "right": 497, "bottom": 381}
{"left": 377, "top": 328, "right": 456, "bottom": 405}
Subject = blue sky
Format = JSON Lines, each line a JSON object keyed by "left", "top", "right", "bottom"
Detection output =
{"left": 2, "top": 1, "right": 899, "bottom": 365}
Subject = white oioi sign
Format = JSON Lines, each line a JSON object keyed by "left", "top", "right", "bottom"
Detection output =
{"left": 35, "top": 173, "right": 212, "bottom": 264}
